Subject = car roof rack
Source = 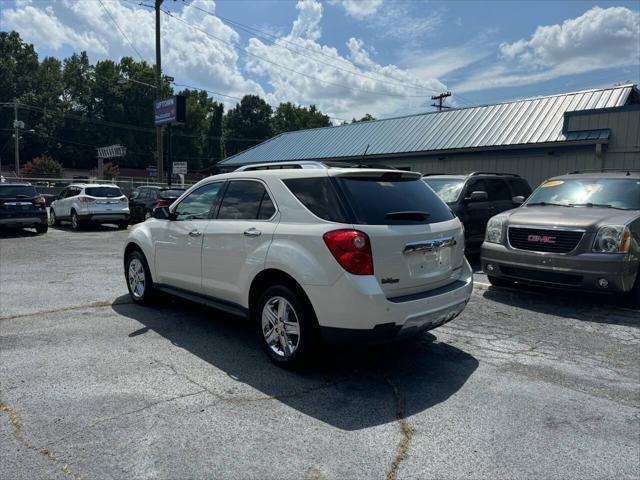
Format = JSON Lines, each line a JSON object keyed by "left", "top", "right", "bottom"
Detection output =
{"left": 469, "top": 171, "right": 521, "bottom": 177}
{"left": 235, "top": 160, "right": 399, "bottom": 172}
{"left": 568, "top": 169, "right": 640, "bottom": 175}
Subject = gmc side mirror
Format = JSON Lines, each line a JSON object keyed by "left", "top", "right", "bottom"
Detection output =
{"left": 512, "top": 196, "right": 525, "bottom": 205}
{"left": 466, "top": 191, "right": 489, "bottom": 202}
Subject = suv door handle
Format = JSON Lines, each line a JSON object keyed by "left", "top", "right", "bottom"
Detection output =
{"left": 188, "top": 229, "right": 202, "bottom": 237}
{"left": 244, "top": 228, "right": 262, "bottom": 237}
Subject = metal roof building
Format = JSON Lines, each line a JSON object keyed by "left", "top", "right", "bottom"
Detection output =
{"left": 221, "top": 85, "right": 640, "bottom": 187}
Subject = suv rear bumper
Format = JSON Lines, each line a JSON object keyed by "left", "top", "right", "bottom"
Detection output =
{"left": 481, "top": 242, "right": 638, "bottom": 293}
{"left": 306, "top": 260, "right": 473, "bottom": 345}
{"left": 0, "top": 214, "right": 47, "bottom": 227}
{"left": 78, "top": 212, "right": 130, "bottom": 223}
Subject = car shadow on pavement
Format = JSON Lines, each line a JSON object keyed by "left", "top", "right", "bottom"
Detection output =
{"left": 482, "top": 285, "right": 639, "bottom": 327}
{"left": 0, "top": 228, "right": 41, "bottom": 238}
{"left": 112, "top": 295, "right": 479, "bottom": 431}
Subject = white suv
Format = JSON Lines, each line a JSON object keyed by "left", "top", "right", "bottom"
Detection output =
{"left": 123, "top": 162, "right": 473, "bottom": 366}
{"left": 51, "top": 184, "right": 130, "bottom": 230}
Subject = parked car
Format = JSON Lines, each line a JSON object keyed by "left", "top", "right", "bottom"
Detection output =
{"left": 481, "top": 170, "right": 640, "bottom": 305}
{"left": 0, "top": 183, "right": 48, "bottom": 233}
{"left": 124, "top": 161, "right": 473, "bottom": 366}
{"left": 50, "top": 183, "right": 130, "bottom": 230}
{"left": 423, "top": 172, "right": 532, "bottom": 253}
{"left": 128, "top": 186, "right": 186, "bottom": 222}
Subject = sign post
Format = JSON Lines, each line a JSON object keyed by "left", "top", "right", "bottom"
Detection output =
{"left": 96, "top": 145, "right": 126, "bottom": 180}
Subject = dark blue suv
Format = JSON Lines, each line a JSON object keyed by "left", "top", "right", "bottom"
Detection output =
{"left": 0, "top": 183, "right": 48, "bottom": 233}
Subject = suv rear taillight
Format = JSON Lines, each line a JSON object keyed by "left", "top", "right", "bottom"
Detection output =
{"left": 33, "top": 196, "right": 46, "bottom": 205}
{"left": 79, "top": 195, "right": 95, "bottom": 203}
{"left": 119, "top": 195, "right": 128, "bottom": 203}
{"left": 156, "top": 199, "right": 169, "bottom": 207}
{"left": 323, "top": 229, "right": 373, "bottom": 275}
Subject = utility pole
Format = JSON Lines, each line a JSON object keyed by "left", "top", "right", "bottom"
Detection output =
{"left": 155, "top": 0, "right": 164, "bottom": 183}
{"left": 14, "top": 100, "right": 19, "bottom": 175}
{"left": 431, "top": 91, "right": 452, "bottom": 112}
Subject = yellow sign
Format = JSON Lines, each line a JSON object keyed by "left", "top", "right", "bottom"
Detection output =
{"left": 542, "top": 180, "right": 564, "bottom": 188}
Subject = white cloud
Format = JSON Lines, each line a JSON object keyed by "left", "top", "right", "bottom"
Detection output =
{"left": 1, "top": 0, "right": 264, "bottom": 104}
{"left": 456, "top": 6, "right": 640, "bottom": 93}
{"left": 245, "top": 0, "right": 446, "bottom": 120}
{"left": 330, "top": 0, "right": 383, "bottom": 19}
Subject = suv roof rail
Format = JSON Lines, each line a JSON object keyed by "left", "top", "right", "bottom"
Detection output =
{"left": 568, "top": 169, "right": 640, "bottom": 175}
{"left": 235, "top": 160, "right": 399, "bottom": 172}
{"left": 422, "top": 173, "right": 449, "bottom": 177}
{"left": 469, "top": 171, "right": 521, "bottom": 177}
{"left": 235, "top": 161, "right": 328, "bottom": 172}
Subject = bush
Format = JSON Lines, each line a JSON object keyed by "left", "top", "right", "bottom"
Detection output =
{"left": 22, "top": 155, "right": 64, "bottom": 177}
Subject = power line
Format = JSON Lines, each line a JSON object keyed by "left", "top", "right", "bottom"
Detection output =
{"left": 99, "top": 0, "right": 147, "bottom": 62}
{"left": 181, "top": 0, "right": 442, "bottom": 95}
{"left": 161, "top": 8, "right": 428, "bottom": 100}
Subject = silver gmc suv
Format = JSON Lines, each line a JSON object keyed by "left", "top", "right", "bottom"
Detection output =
{"left": 481, "top": 170, "right": 640, "bottom": 305}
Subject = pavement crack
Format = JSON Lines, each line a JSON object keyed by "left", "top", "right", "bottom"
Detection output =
{"left": 384, "top": 376, "right": 413, "bottom": 480}
{"left": 0, "top": 299, "right": 131, "bottom": 322}
{"left": 0, "top": 399, "right": 83, "bottom": 480}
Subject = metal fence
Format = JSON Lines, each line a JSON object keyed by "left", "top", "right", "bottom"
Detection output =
{"left": 3, "top": 175, "right": 196, "bottom": 197}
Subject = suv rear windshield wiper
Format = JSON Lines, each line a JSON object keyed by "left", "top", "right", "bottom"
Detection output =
{"left": 526, "top": 202, "right": 572, "bottom": 207}
{"left": 570, "top": 203, "right": 626, "bottom": 210}
{"left": 383, "top": 211, "right": 430, "bottom": 221}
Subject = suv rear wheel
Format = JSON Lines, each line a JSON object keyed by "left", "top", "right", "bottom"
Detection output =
{"left": 35, "top": 223, "right": 48, "bottom": 234}
{"left": 254, "top": 285, "right": 318, "bottom": 367}
{"left": 125, "top": 250, "right": 156, "bottom": 305}
{"left": 70, "top": 210, "right": 82, "bottom": 231}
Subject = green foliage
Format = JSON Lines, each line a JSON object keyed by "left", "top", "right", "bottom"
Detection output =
{"left": 272, "top": 103, "right": 331, "bottom": 135}
{"left": 352, "top": 113, "right": 376, "bottom": 123}
{"left": 22, "top": 155, "right": 64, "bottom": 177}
{"left": 0, "top": 31, "right": 337, "bottom": 172}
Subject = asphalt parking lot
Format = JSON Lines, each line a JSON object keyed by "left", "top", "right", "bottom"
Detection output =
{"left": 1, "top": 225, "right": 639, "bottom": 480}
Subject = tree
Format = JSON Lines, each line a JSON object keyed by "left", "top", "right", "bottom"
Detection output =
{"left": 272, "top": 102, "right": 331, "bottom": 135}
{"left": 352, "top": 113, "right": 376, "bottom": 123}
{"left": 22, "top": 155, "right": 64, "bottom": 177}
{"left": 223, "top": 95, "right": 273, "bottom": 158}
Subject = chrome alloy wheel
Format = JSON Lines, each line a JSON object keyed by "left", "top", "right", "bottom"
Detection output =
{"left": 128, "top": 258, "right": 146, "bottom": 299}
{"left": 261, "top": 296, "right": 300, "bottom": 358}
{"left": 71, "top": 212, "right": 79, "bottom": 230}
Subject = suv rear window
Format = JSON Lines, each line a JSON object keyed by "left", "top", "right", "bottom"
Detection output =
{"left": 84, "top": 187, "right": 123, "bottom": 197}
{"left": 283, "top": 177, "right": 347, "bottom": 223}
{"left": 338, "top": 174, "right": 455, "bottom": 225}
{"left": 0, "top": 185, "right": 38, "bottom": 198}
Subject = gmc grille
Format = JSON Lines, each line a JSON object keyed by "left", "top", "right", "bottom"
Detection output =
{"left": 508, "top": 227, "right": 584, "bottom": 253}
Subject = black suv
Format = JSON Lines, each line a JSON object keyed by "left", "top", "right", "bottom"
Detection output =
{"left": 128, "top": 186, "right": 186, "bottom": 222}
{"left": 0, "top": 183, "right": 48, "bottom": 233}
{"left": 423, "top": 172, "right": 532, "bottom": 252}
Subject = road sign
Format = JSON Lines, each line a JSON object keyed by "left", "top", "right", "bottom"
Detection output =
{"left": 172, "top": 161, "right": 187, "bottom": 175}
{"left": 146, "top": 166, "right": 158, "bottom": 178}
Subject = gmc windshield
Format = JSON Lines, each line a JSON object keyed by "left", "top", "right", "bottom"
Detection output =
{"left": 526, "top": 178, "right": 640, "bottom": 210}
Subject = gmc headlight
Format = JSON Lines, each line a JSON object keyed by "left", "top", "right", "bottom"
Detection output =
{"left": 485, "top": 217, "right": 504, "bottom": 244}
{"left": 592, "top": 225, "right": 631, "bottom": 253}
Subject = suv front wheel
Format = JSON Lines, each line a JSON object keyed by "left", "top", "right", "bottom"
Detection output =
{"left": 254, "top": 285, "right": 318, "bottom": 367}
{"left": 126, "top": 250, "right": 156, "bottom": 305}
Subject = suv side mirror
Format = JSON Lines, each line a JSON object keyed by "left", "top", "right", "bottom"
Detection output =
{"left": 466, "top": 190, "right": 489, "bottom": 202}
{"left": 153, "top": 206, "right": 175, "bottom": 220}
{"left": 512, "top": 195, "right": 525, "bottom": 205}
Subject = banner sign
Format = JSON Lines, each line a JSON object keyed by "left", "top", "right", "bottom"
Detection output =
{"left": 154, "top": 95, "right": 186, "bottom": 125}
{"left": 97, "top": 145, "right": 126, "bottom": 158}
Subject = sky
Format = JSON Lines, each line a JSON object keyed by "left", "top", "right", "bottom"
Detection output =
{"left": 1, "top": 0, "right": 639, "bottom": 122}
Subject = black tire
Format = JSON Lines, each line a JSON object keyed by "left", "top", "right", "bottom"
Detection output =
{"left": 50, "top": 208, "right": 61, "bottom": 226}
{"left": 253, "top": 284, "right": 319, "bottom": 368}
{"left": 125, "top": 250, "right": 156, "bottom": 305}
{"left": 487, "top": 275, "right": 515, "bottom": 288}
{"left": 35, "top": 223, "right": 48, "bottom": 234}
{"left": 70, "top": 210, "right": 82, "bottom": 231}
{"left": 628, "top": 272, "right": 640, "bottom": 308}
{"left": 117, "top": 221, "right": 129, "bottom": 230}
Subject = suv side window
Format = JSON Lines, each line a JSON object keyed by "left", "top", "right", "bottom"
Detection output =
{"left": 69, "top": 187, "right": 81, "bottom": 198}
{"left": 217, "top": 180, "right": 275, "bottom": 220}
{"left": 485, "top": 179, "right": 511, "bottom": 201}
{"left": 465, "top": 179, "right": 488, "bottom": 198}
{"left": 173, "top": 183, "right": 223, "bottom": 221}
{"left": 283, "top": 177, "right": 347, "bottom": 223}
{"left": 130, "top": 187, "right": 142, "bottom": 200}
{"left": 508, "top": 178, "right": 532, "bottom": 198}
